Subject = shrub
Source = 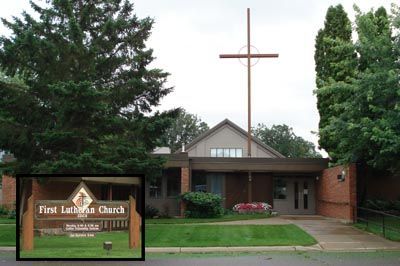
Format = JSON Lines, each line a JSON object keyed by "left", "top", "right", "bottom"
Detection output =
{"left": 233, "top": 202, "right": 272, "bottom": 214}
{"left": 0, "top": 206, "right": 8, "bottom": 216}
{"left": 8, "top": 209, "right": 16, "bottom": 219}
{"left": 145, "top": 205, "right": 159, "bottom": 219}
{"left": 181, "top": 192, "right": 223, "bottom": 218}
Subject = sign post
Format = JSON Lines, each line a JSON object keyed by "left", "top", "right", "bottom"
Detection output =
{"left": 22, "top": 195, "right": 34, "bottom": 251}
{"left": 129, "top": 195, "right": 140, "bottom": 249}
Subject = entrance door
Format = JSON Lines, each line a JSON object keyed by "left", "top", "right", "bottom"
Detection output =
{"left": 273, "top": 177, "right": 315, "bottom": 215}
{"left": 292, "top": 179, "right": 315, "bottom": 214}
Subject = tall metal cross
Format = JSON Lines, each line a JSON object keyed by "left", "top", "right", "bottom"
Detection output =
{"left": 220, "top": 8, "right": 278, "bottom": 157}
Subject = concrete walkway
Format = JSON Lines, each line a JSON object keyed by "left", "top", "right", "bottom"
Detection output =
{"left": 146, "top": 215, "right": 400, "bottom": 253}
{"left": 283, "top": 215, "right": 400, "bottom": 251}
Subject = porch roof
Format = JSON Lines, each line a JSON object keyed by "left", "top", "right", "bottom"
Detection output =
{"left": 159, "top": 153, "right": 329, "bottom": 173}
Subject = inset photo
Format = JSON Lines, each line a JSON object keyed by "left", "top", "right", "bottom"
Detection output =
{"left": 16, "top": 174, "right": 144, "bottom": 261}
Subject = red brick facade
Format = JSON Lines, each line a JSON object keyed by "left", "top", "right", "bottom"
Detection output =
{"left": 180, "top": 167, "right": 190, "bottom": 216}
{"left": 1, "top": 175, "right": 16, "bottom": 210}
{"left": 316, "top": 164, "right": 357, "bottom": 222}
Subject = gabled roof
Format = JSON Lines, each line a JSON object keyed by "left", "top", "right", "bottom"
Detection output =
{"left": 176, "top": 118, "right": 285, "bottom": 158}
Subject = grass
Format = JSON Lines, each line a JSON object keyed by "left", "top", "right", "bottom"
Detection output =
{"left": 20, "top": 231, "right": 141, "bottom": 258}
{"left": 146, "top": 213, "right": 271, "bottom": 224}
{"left": 0, "top": 217, "right": 16, "bottom": 224}
{"left": 145, "top": 224, "right": 317, "bottom": 247}
{"left": 0, "top": 224, "right": 16, "bottom": 246}
{"left": 354, "top": 220, "right": 400, "bottom": 241}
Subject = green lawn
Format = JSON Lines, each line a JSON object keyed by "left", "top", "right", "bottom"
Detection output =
{"left": 146, "top": 213, "right": 271, "bottom": 224}
{"left": 354, "top": 220, "right": 400, "bottom": 241}
{"left": 0, "top": 224, "right": 16, "bottom": 246}
{"left": 146, "top": 224, "right": 316, "bottom": 247}
{"left": 0, "top": 218, "right": 16, "bottom": 224}
{"left": 20, "top": 231, "right": 141, "bottom": 258}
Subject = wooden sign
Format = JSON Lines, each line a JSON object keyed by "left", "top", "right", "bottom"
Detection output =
{"left": 34, "top": 182, "right": 129, "bottom": 220}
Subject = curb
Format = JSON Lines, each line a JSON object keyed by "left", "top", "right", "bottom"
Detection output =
{"left": 0, "top": 247, "right": 16, "bottom": 251}
{"left": 146, "top": 244, "right": 322, "bottom": 253}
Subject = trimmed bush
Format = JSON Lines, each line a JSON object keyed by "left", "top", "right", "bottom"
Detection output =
{"left": 181, "top": 192, "right": 223, "bottom": 218}
{"left": 145, "top": 204, "right": 159, "bottom": 219}
{"left": 8, "top": 209, "right": 16, "bottom": 219}
{"left": 0, "top": 206, "right": 8, "bottom": 216}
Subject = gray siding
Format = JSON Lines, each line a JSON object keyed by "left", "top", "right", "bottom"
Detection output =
{"left": 187, "top": 124, "right": 278, "bottom": 158}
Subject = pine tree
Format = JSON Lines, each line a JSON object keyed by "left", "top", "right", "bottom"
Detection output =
{"left": 0, "top": 0, "right": 178, "bottom": 174}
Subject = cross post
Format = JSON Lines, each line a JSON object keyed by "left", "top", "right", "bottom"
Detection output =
{"left": 219, "top": 8, "right": 278, "bottom": 203}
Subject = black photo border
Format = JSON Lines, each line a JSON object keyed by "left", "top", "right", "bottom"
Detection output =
{"left": 15, "top": 173, "right": 145, "bottom": 262}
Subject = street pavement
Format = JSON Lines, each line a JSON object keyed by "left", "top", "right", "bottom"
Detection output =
{"left": 1, "top": 250, "right": 400, "bottom": 266}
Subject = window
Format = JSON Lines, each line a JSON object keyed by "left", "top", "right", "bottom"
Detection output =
{"left": 149, "top": 176, "right": 162, "bottom": 198}
{"left": 211, "top": 148, "right": 217, "bottom": 157}
{"left": 192, "top": 175, "right": 207, "bottom": 192}
{"left": 210, "top": 148, "right": 243, "bottom": 158}
{"left": 273, "top": 178, "right": 287, "bottom": 199}
{"left": 167, "top": 175, "right": 180, "bottom": 197}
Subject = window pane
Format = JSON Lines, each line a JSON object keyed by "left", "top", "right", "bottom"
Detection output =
{"left": 192, "top": 174, "right": 207, "bottom": 192}
{"left": 236, "top": 149, "right": 243, "bottom": 157}
{"left": 149, "top": 176, "right": 162, "bottom": 198}
{"left": 167, "top": 175, "right": 180, "bottom": 197}
{"left": 210, "top": 148, "right": 217, "bottom": 157}
{"left": 223, "top": 148, "right": 230, "bottom": 157}
{"left": 210, "top": 173, "right": 223, "bottom": 196}
{"left": 229, "top": 148, "right": 236, "bottom": 157}
{"left": 273, "top": 178, "right": 287, "bottom": 199}
{"left": 217, "top": 148, "right": 223, "bottom": 157}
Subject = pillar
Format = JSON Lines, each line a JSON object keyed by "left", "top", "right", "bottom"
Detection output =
{"left": 180, "top": 167, "right": 190, "bottom": 217}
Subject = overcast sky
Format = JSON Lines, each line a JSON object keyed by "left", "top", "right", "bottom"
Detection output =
{"left": 0, "top": 1, "right": 395, "bottom": 157}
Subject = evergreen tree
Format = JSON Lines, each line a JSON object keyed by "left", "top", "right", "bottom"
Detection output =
{"left": 315, "top": 5, "right": 400, "bottom": 172}
{"left": 0, "top": 0, "right": 178, "bottom": 174}
{"left": 314, "top": 4, "right": 356, "bottom": 161}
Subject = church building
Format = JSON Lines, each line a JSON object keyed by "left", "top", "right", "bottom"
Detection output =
{"left": 146, "top": 119, "right": 333, "bottom": 217}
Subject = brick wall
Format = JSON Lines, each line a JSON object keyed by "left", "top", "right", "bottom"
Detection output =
{"left": 1, "top": 175, "right": 16, "bottom": 210}
{"left": 180, "top": 167, "right": 190, "bottom": 216}
{"left": 316, "top": 164, "right": 357, "bottom": 222}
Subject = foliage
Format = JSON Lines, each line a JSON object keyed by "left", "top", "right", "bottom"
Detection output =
{"left": 181, "top": 191, "right": 223, "bottom": 218}
{"left": 0, "top": 0, "right": 178, "bottom": 175}
{"left": 362, "top": 199, "right": 400, "bottom": 213}
{"left": 253, "top": 124, "right": 321, "bottom": 158}
{"left": 145, "top": 204, "right": 159, "bottom": 219}
{"left": 0, "top": 205, "right": 8, "bottom": 216}
{"left": 7, "top": 209, "right": 16, "bottom": 219}
{"left": 314, "top": 5, "right": 400, "bottom": 171}
{"left": 159, "top": 109, "right": 209, "bottom": 153}
{"left": 314, "top": 4, "right": 356, "bottom": 162}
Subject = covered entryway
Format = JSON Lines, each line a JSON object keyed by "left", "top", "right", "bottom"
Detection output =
{"left": 273, "top": 177, "right": 316, "bottom": 215}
